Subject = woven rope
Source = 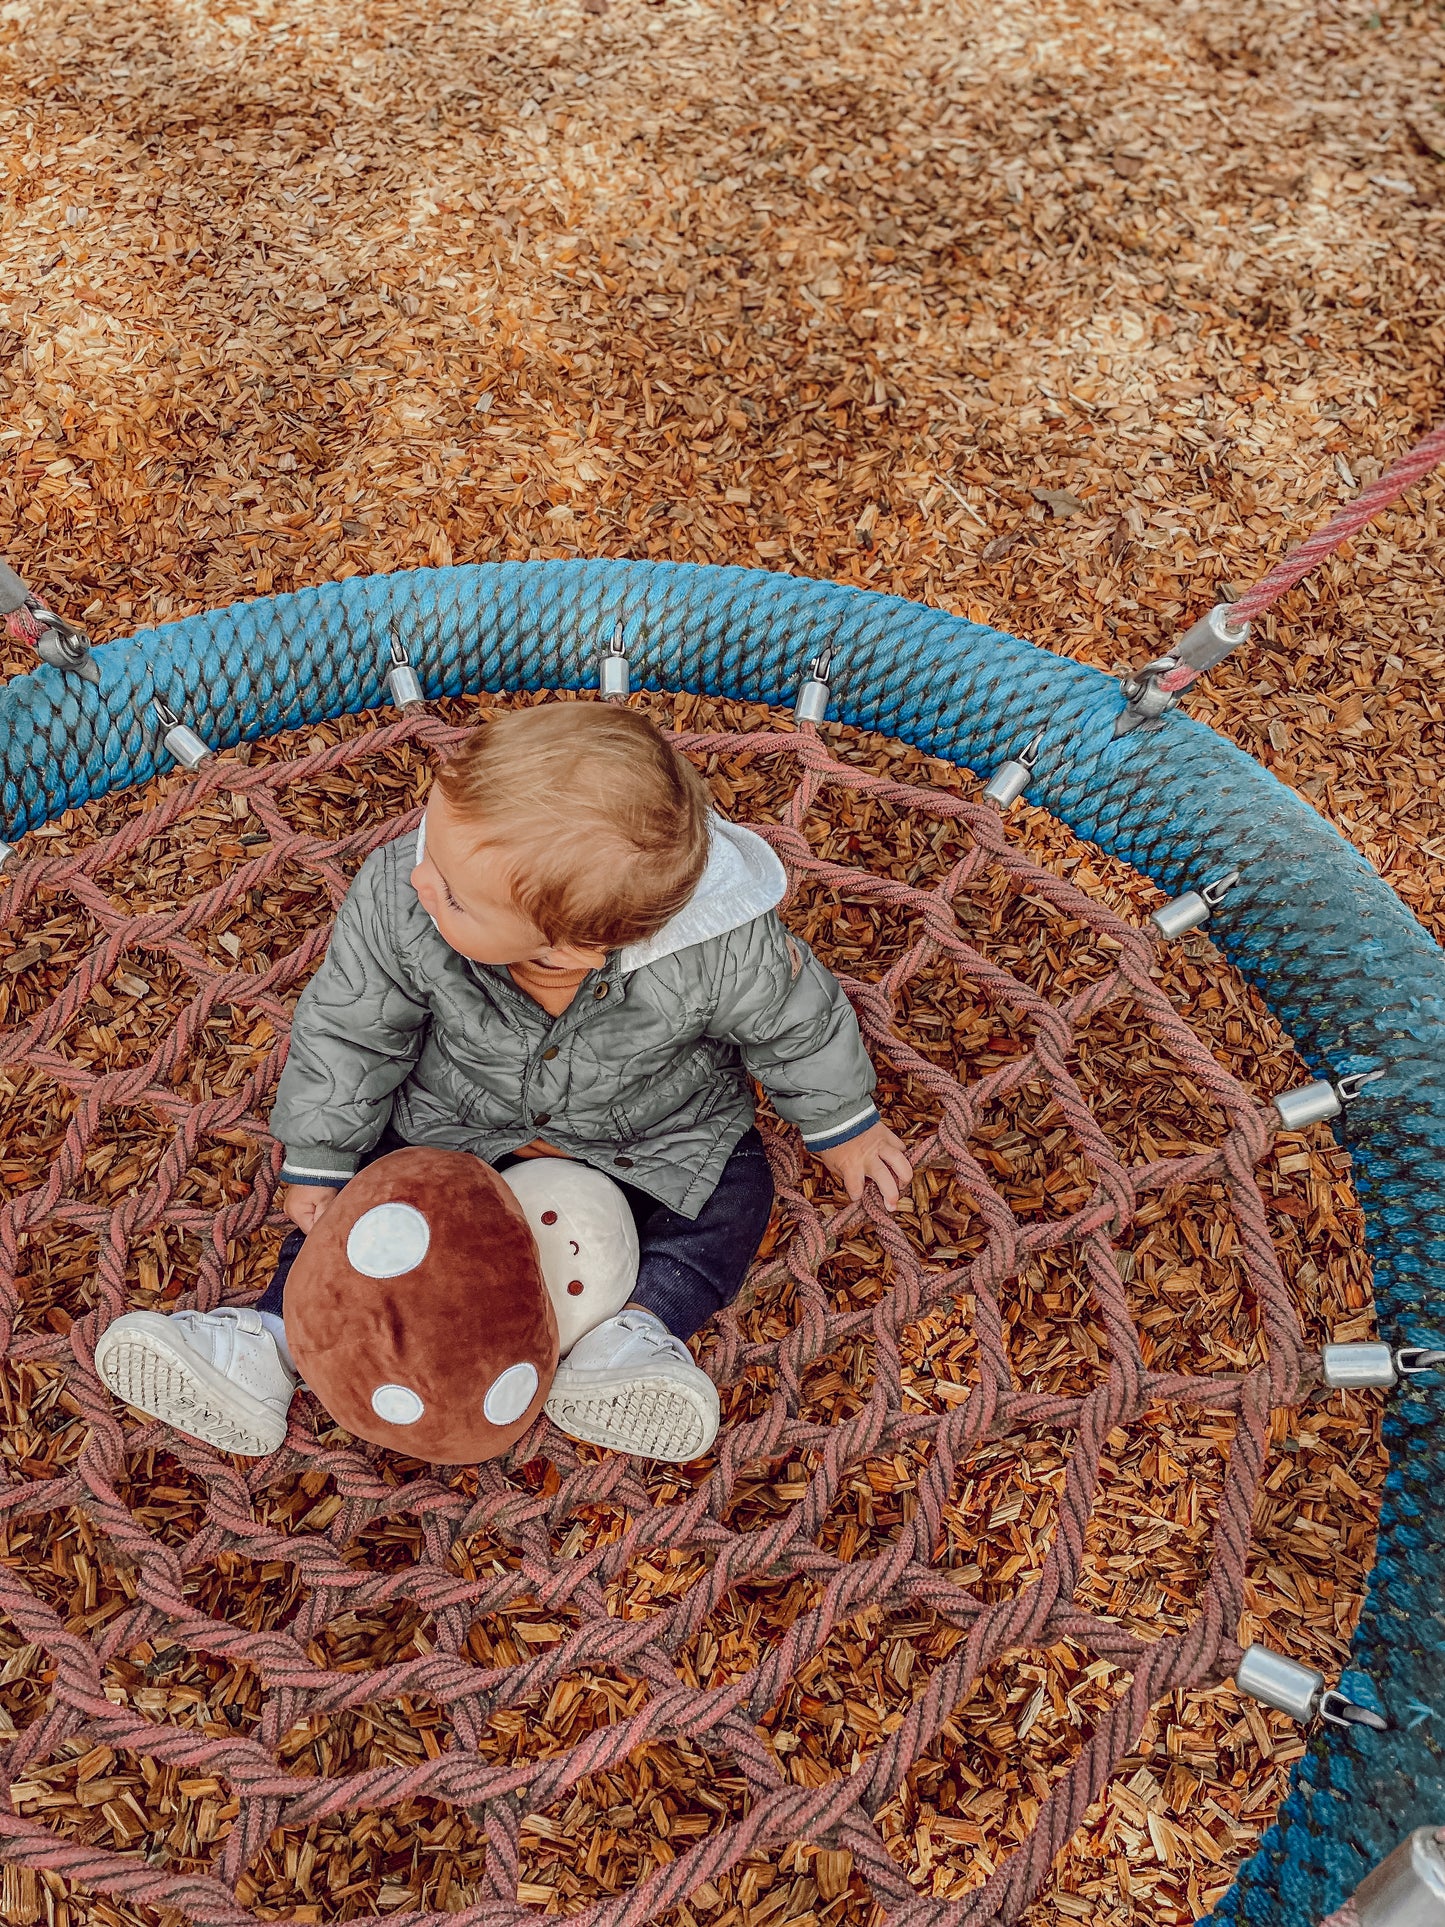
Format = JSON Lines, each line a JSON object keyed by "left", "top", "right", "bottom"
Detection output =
{"left": 0, "top": 705, "right": 1327, "bottom": 1926}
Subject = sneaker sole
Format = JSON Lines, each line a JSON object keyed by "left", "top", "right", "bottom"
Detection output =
{"left": 93, "top": 1314, "right": 287, "bottom": 1458}
{"left": 545, "top": 1367, "right": 719, "bottom": 1463}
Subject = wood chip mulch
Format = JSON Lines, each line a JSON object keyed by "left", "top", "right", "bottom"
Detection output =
{"left": 0, "top": 688, "right": 1384, "bottom": 1927}
{"left": 0, "top": 0, "right": 1439, "bottom": 937}
{"left": 0, "top": 0, "right": 1434, "bottom": 1916}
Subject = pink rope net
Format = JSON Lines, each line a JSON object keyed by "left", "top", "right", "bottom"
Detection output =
{"left": 0, "top": 706, "right": 1328, "bottom": 1926}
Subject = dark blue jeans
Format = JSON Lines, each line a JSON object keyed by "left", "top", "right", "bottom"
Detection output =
{"left": 256, "top": 1126, "right": 775, "bottom": 1343}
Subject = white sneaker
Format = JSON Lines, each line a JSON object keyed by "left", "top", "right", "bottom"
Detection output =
{"left": 94, "top": 1308, "right": 297, "bottom": 1457}
{"left": 544, "top": 1309, "right": 720, "bottom": 1463}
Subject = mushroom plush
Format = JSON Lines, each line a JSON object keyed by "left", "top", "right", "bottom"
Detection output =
{"left": 284, "top": 1147, "right": 557, "bottom": 1462}
{"left": 498, "top": 1159, "right": 640, "bottom": 1354}
{"left": 284, "top": 1149, "right": 642, "bottom": 1463}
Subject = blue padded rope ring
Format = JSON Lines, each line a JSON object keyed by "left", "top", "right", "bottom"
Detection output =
{"left": 1, "top": 559, "right": 1440, "bottom": 1922}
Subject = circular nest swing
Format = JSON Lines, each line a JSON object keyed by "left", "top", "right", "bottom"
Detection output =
{"left": 0, "top": 560, "right": 1439, "bottom": 1927}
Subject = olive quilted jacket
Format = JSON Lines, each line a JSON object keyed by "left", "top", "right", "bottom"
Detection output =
{"left": 269, "top": 814, "right": 878, "bottom": 1217}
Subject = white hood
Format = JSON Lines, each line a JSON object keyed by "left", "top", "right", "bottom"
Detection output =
{"left": 410, "top": 810, "right": 786, "bottom": 967}
{"left": 620, "top": 815, "right": 787, "bottom": 971}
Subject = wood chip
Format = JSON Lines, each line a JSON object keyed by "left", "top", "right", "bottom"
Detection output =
{"left": 0, "top": 0, "right": 1431, "bottom": 1910}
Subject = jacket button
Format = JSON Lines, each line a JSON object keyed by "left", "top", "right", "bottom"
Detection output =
{"left": 542, "top": 1046, "right": 559, "bottom": 1060}
{"left": 594, "top": 984, "right": 609, "bottom": 999}
{"left": 613, "top": 1155, "right": 633, "bottom": 1168}
{"left": 534, "top": 1112, "right": 551, "bottom": 1126}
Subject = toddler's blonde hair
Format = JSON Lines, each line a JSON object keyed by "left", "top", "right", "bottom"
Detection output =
{"left": 432, "top": 703, "right": 712, "bottom": 949}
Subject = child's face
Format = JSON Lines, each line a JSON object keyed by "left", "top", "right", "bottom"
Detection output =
{"left": 411, "top": 791, "right": 608, "bottom": 971}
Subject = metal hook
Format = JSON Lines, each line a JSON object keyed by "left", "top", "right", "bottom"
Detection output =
{"left": 385, "top": 637, "right": 425, "bottom": 709}
{"left": 982, "top": 730, "right": 1046, "bottom": 809}
{"left": 1320, "top": 1691, "right": 1391, "bottom": 1732}
{"left": 1274, "top": 1066, "right": 1382, "bottom": 1131}
{"left": 795, "top": 647, "right": 835, "bottom": 724}
{"left": 600, "top": 620, "right": 630, "bottom": 699}
{"left": 1152, "top": 866, "right": 1242, "bottom": 940}
{"left": 1336, "top": 1068, "right": 1386, "bottom": 1103}
{"left": 1396, "top": 1347, "right": 1445, "bottom": 1377}
{"left": 151, "top": 698, "right": 213, "bottom": 770}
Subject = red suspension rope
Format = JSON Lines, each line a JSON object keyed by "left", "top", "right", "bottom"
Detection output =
{"left": 1229, "top": 417, "right": 1445, "bottom": 624}
{"left": 1149, "top": 416, "right": 1445, "bottom": 704}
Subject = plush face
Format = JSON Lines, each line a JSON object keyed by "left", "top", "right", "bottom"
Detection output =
{"left": 285, "top": 1148, "right": 557, "bottom": 1462}
{"left": 498, "top": 1159, "right": 639, "bottom": 1355}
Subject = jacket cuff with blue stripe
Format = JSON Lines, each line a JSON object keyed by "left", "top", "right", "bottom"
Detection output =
{"left": 800, "top": 1105, "right": 880, "bottom": 1153}
{"left": 279, "top": 1147, "right": 361, "bottom": 1188}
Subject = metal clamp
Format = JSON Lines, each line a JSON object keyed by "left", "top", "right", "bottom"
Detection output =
{"left": 384, "top": 638, "right": 424, "bottom": 710}
{"left": 1115, "top": 603, "right": 1251, "bottom": 736}
{"left": 33, "top": 611, "right": 99, "bottom": 684}
{"left": 153, "top": 698, "right": 213, "bottom": 771}
{"left": 1351, "top": 1825, "right": 1445, "bottom": 1927}
{"left": 1115, "top": 654, "right": 1183, "bottom": 734}
{"left": 1236, "top": 1644, "right": 1389, "bottom": 1731}
{"left": 1323, "top": 1343, "right": 1399, "bottom": 1390}
{"left": 1151, "top": 868, "right": 1240, "bottom": 940}
{"left": 1322, "top": 1342, "right": 1445, "bottom": 1390}
{"left": 0, "top": 558, "right": 31, "bottom": 616}
{"left": 794, "top": 648, "right": 833, "bottom": 725}
{"left": 1273, "top": 1067, "right": 1383, "bottom": 1131}
{"left": 599, "top": 620, "right": 629, "bottom": 700}
{"left": 982, "top": 730, "right": 1044, "bottom": 809}
{"left": 0, "top": 557, "right": 99, "bottom": 684}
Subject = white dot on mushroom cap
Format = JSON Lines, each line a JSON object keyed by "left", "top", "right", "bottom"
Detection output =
{"left": 371, "top": 1383, "right": 425, "bottom": 1425}
{"left": 347, "top": 1202, "right": 431, "bottom": 1278}
{"left": 483, "top": 1361, "right": 539, "bottom": 1425}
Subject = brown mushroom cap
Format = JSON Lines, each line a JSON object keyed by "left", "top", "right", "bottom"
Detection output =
{"left": 285, "top": 1149, "right": 558, "bottom": 1462}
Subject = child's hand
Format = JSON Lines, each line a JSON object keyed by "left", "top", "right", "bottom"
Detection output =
{"left": 815, "top": 1121, "right": 912, "bottom": 1211}
{"left": 284, "top": 1183, "right": 338, "bottom": 1234}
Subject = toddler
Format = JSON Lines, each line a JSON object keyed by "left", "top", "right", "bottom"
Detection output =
{"left": 96, "top": 704, "right": 910, "bottom": 1464}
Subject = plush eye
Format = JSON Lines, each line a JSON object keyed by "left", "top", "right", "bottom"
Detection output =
{"left": 348, "top": 1203, "right": 430, "bottom": 1278}
{"left": 371, "top": 1383, "right": 424, "bottom": 1424}
{"left": 569, "top": 1240, "right": 579, "bottom": 1255}
{"left": 484, "top": 1362, "right": 539, "bottom": 1424}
